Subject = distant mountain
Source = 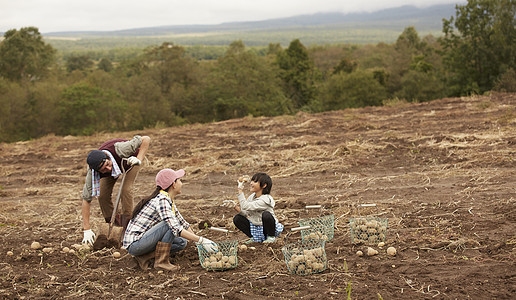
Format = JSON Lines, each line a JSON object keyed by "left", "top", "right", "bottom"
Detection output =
{"left": 43, "top": 4, "right": 457, "bottom": 37}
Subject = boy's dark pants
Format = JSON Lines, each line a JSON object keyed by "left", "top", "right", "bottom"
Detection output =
{"left": 233, "top": 211, "right": 275, "bottom": 238}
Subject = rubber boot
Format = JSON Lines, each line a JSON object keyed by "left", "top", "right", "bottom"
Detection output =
{"left": 154, "top": 242, "right": 180, "bottom": 271}
{"left": 134, "top": 251, "right": 155, "bottom": 270}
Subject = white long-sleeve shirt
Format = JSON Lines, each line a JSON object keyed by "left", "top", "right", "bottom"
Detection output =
{"left": 238, "top": 192, "right": 278, "bottom": 226}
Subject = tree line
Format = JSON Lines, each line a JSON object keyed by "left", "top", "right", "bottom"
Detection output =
{"left": 0, "top": 0, "right": 514, "bottom": 143}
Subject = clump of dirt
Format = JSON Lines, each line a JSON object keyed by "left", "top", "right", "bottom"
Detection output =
{"left": 0, "top": 93, "right": 515, "bottom": 299}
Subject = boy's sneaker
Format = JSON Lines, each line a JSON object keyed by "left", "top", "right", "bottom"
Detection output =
{"left": 263, "top": 236, "right": 276, "bottom": 243}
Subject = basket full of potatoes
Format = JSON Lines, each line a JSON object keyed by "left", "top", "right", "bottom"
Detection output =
{"left": 197, "top": 240, "right": 238, "bottom": 271}
{"left": 349, "top": 217, "right": 388, "bottom": 244}
{"left": 282, "top": 239, "right": 327, "bottom": 276}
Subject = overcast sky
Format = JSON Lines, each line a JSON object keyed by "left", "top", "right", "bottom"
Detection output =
{"left": 1, "top": 0, "right": 464, "bottom": 33}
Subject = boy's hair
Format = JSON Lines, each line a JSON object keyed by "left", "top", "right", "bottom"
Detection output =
{"left": 251, "top": 173, "right": 272, "bottom": 194}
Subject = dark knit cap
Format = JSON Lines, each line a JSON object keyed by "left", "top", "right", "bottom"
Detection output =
{"left": 87, "top": 150, "right": 107, "bottom": 171}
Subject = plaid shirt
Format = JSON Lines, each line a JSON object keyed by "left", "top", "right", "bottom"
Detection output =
{"left": 122, "top": 191, "right": 190, "bottom": 249}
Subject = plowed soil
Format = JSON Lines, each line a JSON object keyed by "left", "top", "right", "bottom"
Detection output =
{"left": 1, "top": 93, "right": 515, "bottom": 299}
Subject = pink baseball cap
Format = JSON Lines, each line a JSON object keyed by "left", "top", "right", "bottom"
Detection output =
{"left": 156, "top": 168, "right": 185, "bottom": 189}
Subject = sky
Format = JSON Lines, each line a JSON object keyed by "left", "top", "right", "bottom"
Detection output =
{"left": 1, "top": 0, "right": 464, "bottom": 33}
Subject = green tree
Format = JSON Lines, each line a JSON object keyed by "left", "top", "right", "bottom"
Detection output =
{"left": 276, "top": 39, "right": 317, "bottom": 110}
{"left": 0, "top": 27, "right": 56, "bottom": 81}
{"left": 66, "top": 54, "right": 94, "bottom": 72}
{"left": 205, "top": 40, "right": 291, "bottom": 121}
{"left": 320, "top": 70, "right": 387, "bottom": 110}
{"left": 58, "top": 83, "right": 128, "bottom": 135}
{"left": 441, "top": 0, "right": 516, "bottom": 95}
{"left": 333, "top": 58, "right": 357, "bottom": 74}
{"left": 97, "top": 58, "right": 114, "bottom": 72}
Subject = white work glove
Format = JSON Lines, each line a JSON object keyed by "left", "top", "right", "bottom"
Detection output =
{"left": 127, "top": 156, "right": 141, "bottom": 166}
{"left": 197, "top": 237, "right": 219, "bottom": 253}
{"left": 82, "top": 229, "right": 96, "bottom": 245}
{"left": 222, "top": 200, "right": 236, "bottom": 208}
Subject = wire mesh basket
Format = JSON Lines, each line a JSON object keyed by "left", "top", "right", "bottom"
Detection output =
{"left": 349, "top": 217, "right": 388, "bottom": 244}
{"left": 282, "top": 239, "right": 327, "bottom": 276}
{"left": 298, "top": 215, "right": 335, "bottom": 242}
{"left": 197, "top": 240, "right": 238, "bottom": 271}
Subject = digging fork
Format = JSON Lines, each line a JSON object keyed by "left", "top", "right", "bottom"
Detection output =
{"left": 108, "top": 158, "right": 133, "bottom": 237}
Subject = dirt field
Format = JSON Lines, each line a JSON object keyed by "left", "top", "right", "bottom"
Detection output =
{"left": 1, "top": 93, "right": 515, "bottom": 299}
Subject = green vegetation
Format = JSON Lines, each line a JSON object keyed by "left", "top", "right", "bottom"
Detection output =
{"left": 0, "top": 0, "right": 515, "bottom": 143}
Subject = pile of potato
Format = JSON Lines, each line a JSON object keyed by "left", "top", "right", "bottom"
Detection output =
{"left": 201, "top": 250, "right": 237, "bottom": 271}
{"left": 350, "top": 217, "right": 387, "bottom": 244}
{"left": 286, "top": 247, "right": 326, "bottom": 275}
{"left": 305, "top": 231, "right": 329, "bottom": 241}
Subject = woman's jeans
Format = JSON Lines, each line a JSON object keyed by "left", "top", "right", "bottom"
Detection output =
{"left": 127, "top": 221, "right": 187, "bottom": 256}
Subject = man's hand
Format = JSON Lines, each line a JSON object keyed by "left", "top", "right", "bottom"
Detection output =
{"left": 197, "top": 237, "right": 218, "bottom": 253}
{"left": 222, "top": 200, "right": 236, "bottom": 208}
{"left": 82, "top": 229, "right": 96, "bottom": 245}
{"left": 127, "top": 156, "right": 141, "bottom": 166}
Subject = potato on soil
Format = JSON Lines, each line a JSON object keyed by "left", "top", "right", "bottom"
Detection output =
{"left": 113, "top": 251, "right": 121, "bottom": 258}
{"left": 42, "top": 247, "right": 52, "bottom": 253}
{"left": 356, "top": 250, "right": 364, "bottom": 257}
{"left": 7, "top": 251, "right": 13, "bottom": 256}
{"left": 387, "top": 246, "right": 397, "bottom": 256}
{"left": 30, "top": 241, "right": 41, "bottom": 250}
{"left": 367, "top": 247, "right": 378, "bottom": 256}
{"left": 62, "top": 247, "right": 70, "bottom": 253}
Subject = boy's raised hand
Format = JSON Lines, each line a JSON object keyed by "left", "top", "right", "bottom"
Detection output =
{"left": 237, "top": 180, "right": 245, "bottom": 189}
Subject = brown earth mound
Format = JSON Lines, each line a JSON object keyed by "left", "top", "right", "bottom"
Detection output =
{"left": 1, "top": 93, "right": 515, "bottom": 299}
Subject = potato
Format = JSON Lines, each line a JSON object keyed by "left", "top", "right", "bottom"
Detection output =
{"left": 7, "top": 251, "right": 13, "bottom": 256}
{"left": 224, "top": 262, "right": 232, "bottom": 269}
{"left": 367, "top": 247, "right": 378, "bottom": 256}
{"left": 215, "top": 251, "right": 223, "bottom": 260}
{"left": 296, "top": 264, "right": 306, "bottom": 274}
{"left": 378, "top": 242, "right": 385, "bottom": 248}
{"left": 221, "top": 255, "right": 229, "bottom": 263}
{"left": 359, "top": 225, "right": 368, "bottom": 232}
{"left": 295, "top": 255, "right": 306, "bottom": 263}
{"left": 62, "top": 247, "right": 70, "bottom": 253}
{"left": 42, "top": 247, "right": 52, "bottom": 253}
{"left": 290, "top": 254, "right": 298, "bottom": 261}
{"left": 69, "top": 249, "right": 75, "bottom": 254}
{"left": 367, "top": 227, "right": 377, "bottom": 234}
{"left": 239, "top": 244, "right": 247, "bottom": 251}
{"left": 228, "top": 256, "right": 236, "bottom": 265}
{"left": 30, "top": 241, "right": 41, "bottom": 250}
{"left": 356, "top": 250, "right": 363, "bottom": 257}
{"left": 113, "top": 251, "right": 121, "bottom": 258}
{"left": 288, "top": 260, "right": 297, "bottom": 271}
{"left": 387, "top": 247, "right": 397, "bottom": 256}
{"left": 368, "top": 235, "right": 378, "bottom": 244}
{"left": 313, "top": 247, "right": 323, "bottom": 257}
{"left": 359, "top": 233, "right": 368, "bottom": 240}
{"left": 209, "top": 255, "right": 218, "bottom": 263}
